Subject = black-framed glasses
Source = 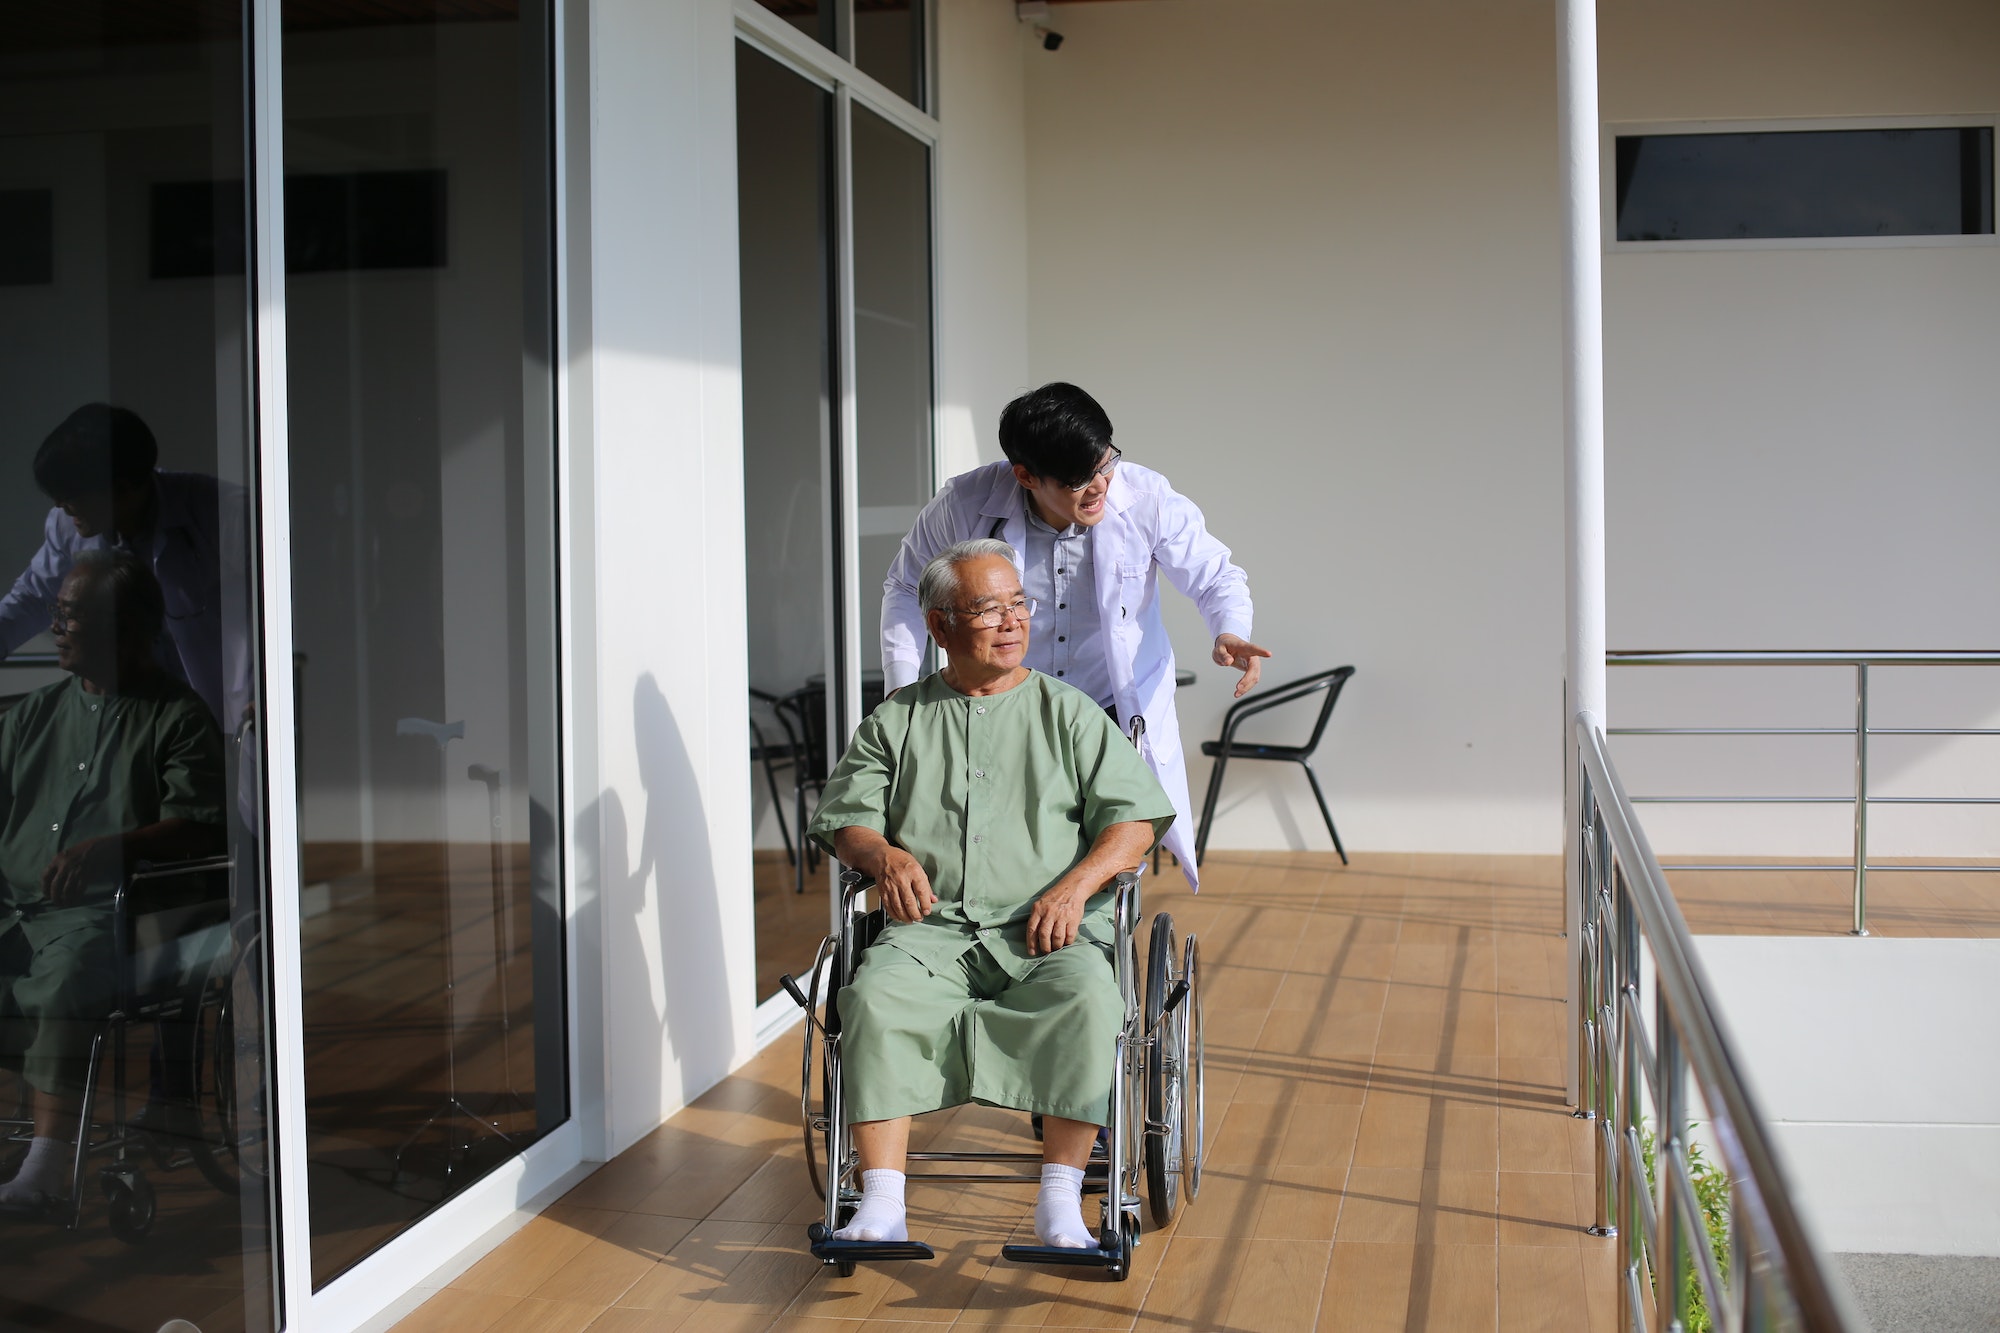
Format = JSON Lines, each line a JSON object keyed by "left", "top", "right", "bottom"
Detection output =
{"left": 1065, "top": 446, "right": 1121, "bottom": 493}
{"left": 49, "top": 600, "right": 83, "bottom": 634}
{"left": 955, "top": 597, "right": 1038, "bottom": 629}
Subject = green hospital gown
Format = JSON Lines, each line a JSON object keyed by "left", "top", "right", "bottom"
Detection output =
{"left": 0, "top": 675, "right": 224, "bottom": 1095}
{"left": 806, "top": 670, "right": 1175, "bottom": 1123}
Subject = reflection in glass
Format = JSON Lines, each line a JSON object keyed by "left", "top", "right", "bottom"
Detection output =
{"left": 853, "top": 105, "right": 935, "bottom": 681}
{"left": 0, "top": 9, "right": 276, "bottom": 1331}
{"left": 737, "top": 44, "right": 839, "bottom": 1001}
{"left": 1616, "top": 127, "right": 1997, "bottom": 242}
{"left": 755, "top": 0, "right": 838, "bottom": 53}
{"left": 284, "top": 0, "right": 565, "bottom": 1287}
{"left": 855, "top": 0, "right": 926, "bottom": 110}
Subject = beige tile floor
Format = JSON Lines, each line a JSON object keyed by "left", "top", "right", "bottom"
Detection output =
{"left": 392, "top": 853, "right": 1620, "bottom": 1332}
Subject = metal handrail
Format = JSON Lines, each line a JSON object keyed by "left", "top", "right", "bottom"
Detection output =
{"left": 1606, "top": 649, "right": 2000, "bottom": 935}
{"left": 1574, "top": 717, "right": 1862, "bottom": 1333}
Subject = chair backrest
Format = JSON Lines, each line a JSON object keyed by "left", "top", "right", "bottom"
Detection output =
{"left": 1218, "top": 665, "right": 1356, "bottom": 756}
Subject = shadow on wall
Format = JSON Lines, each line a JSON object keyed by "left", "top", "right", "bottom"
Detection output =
{"left": 576, "top": 673, "right": 732, "bottom": 1145}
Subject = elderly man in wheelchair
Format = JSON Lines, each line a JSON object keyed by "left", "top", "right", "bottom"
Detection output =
{"left": 793, "top": 539, "right": 1203, "bottom": 1279}
{"left": 0, "top": 550, "right": 225, "bottom": 1220}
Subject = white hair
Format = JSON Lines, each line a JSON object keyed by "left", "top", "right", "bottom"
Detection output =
{"left": 918, "top": 539, "right": 1019, "bottom": 616}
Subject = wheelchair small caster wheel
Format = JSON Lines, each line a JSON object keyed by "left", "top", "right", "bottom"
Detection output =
{"left": 103, "top": 1170, "right": 156, "bottom": 1242}
{"left": 1103, "top": 1228, "right": 1135, "bottom": 1282}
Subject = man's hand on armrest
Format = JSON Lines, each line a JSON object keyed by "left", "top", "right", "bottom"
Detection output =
{"left": 831, "top": 825, "right": 937, "bottom": 924}
{"left": 1026, "top": 819, "right": 1157, "bottom": 956}
{"left": 40, "top": 817, "right": 226, "bottom": 908}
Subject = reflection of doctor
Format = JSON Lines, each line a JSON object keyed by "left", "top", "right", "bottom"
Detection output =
{"left": 0, "top": 405, "right": 252, "bottom": 735}
{"left": 881, "top": 383, "right": 1268, "bottom": 886}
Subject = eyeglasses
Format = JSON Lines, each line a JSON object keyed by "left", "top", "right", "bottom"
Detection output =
{"left": 50, "top": 600, "right": 82, "bottom": 634}
{"left": 1064, "top": 446, "right": 1121, "bottom": 493}
{"left": 954, "top": 597, "right": 1038, "bottom": 629}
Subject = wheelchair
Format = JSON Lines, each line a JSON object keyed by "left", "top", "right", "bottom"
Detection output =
{"left": 781, "top": 864, "right": 1204, "bottom": 1281}
{"left": 1, "top": 855, "right": 263, "bottom": 1239}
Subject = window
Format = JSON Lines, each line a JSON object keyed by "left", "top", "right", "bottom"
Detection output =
{"left": 282, "top": 0, "right": 565, "bottom": 1287}
{"left": 1614, "top": 125, "right": 1996, "bottom": 243}
{"left": 735, "top": 9, "right": 937, "bottom": 1009}
{"left": 0, "top": 7, "right": 279, "bottom": 1328}
{"left": 750, "top": 0, "right": 928, "bottom": 111}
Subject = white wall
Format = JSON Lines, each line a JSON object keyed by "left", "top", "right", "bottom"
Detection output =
{"left": 580, "top": 0, "right": 759, "bottom": 1158}
{"left": 1599, "top": 0, "right": 2000, "bottom": 858}
{"left": 1694, "top": 936, "right": 2000, "bottom": 1256}
{"left": 935, "top": 0, "right": 1031, "bottom": 479}
{"left": 1020, "top": 0, "right": 2000, "bottom": 857}
{"left": 1025, "top": 0, "right": 1565, "bottom": 854}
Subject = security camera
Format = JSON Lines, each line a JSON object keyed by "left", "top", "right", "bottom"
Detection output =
{"left": 1016, "top": 2, "right": 1063, "bottom": 50}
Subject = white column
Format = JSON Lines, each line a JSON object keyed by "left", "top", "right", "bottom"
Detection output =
{"left": 1559, "top": 0, "right": 1606, "bottom": 1107}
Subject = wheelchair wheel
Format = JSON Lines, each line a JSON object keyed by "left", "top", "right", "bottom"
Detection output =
{"left": 195, "top": 935, "right": 270, "bottom": 1195}
{"left": 797, "top": 935, "right": 837, "bottom": 1202}
{"left": 1181, "top": 933, "right": 1205, "bottom": 1202}
{"left": 1143, "top": 914, "right": 1185, "bottom": 1228}
{"left": 103, "top": 1168, "right": 156, "bottom": 1243}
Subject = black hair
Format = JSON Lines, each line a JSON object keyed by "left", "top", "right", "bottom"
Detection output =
{"left": 997, "top": 382, "right": 1114, "bottom": 488}
{"left": 33, "top": 404, "right": 159, "bottom": 501}
{"left": 68, "top": 548, "right": 166, "bottom": 652}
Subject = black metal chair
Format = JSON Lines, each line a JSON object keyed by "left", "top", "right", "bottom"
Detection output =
{"left": 1193, "top": 666, "right": 1355, "bottom": 866}
{"left": 750, "top": 688, "right": 803, "bottom": 866}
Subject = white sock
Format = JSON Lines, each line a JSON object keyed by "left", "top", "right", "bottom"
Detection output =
{"left": 0, "top": 1136, "right": 69, "bottom": 1204}
{"left": 1035, "top": 1163, "right": 1095, "bottom": 1249}
{"left": 834, "top": 1168, "right": 908, "bottom": 1242}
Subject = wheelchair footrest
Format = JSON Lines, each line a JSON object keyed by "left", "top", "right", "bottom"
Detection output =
{"left": 807, "top": 1222, "right": 936, "bottom": 1264}
{"left": 999, "top": 1242, "right": 1121, "bottom": 1268}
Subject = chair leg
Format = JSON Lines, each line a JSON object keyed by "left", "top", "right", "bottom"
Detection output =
{"left": 1194, "top": 753, "right": 1229, "bottom": 868}
{"left": 763, "top": 753, "right": 796, "bottom": 866}
{"left": 1301, "top": 761, "right": 1347, "bottom": 866}
{"left": 795, "top": 782, "right": 809, "bottom": 894}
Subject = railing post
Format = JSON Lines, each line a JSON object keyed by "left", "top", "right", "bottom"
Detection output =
{"left": 1656, "top": 997, "right": 1689, "bottom": 1333}
{"left": 1576, "top": 767, "right": 1597, "bottom": 1120}
{"left": 1615, "top": 864, "right": 1640, "bottom": 1327}
{"left": 1851, "top": 663, "right": 1870, "bottom": 936}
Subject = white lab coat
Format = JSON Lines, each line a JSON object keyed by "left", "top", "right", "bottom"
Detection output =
{"left": 881, "top": 460, "right": 1254, "bottom": 887}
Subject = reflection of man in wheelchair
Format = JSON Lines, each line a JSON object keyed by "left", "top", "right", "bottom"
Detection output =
{"left": 798, "top": 540, "right": 1198, "bottom": 1274}
{"left": 0, "top": 550, "right": 224, "bottom": 1217}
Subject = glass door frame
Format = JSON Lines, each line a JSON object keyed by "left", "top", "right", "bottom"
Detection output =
{"left": 246, "top": 2, "right": 588, "bottom": 1328}
{"left": 733, "top": 0, "right": 943, "bottom": 1029}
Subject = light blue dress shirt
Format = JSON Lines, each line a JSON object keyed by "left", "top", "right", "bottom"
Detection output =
{"left": 1020, "top": 499, "right": 1113, "bottom": 709}
{"left": 0, "top": 470, "right": 250, "bottom": 731}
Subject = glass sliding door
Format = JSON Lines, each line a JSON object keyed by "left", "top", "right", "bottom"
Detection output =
{"left": 281, "top": 0, "right": 565, "bottom": 1287}
{"left": 734, "top": 24, "right": 935, "bottom": 1008}
{"left": 0, "top": 7, "right": 279, "bottom": 1331}
{"left": 737, "top": 45, "right": 840, "bottom": 1003}
{"left": 852, "top": 105, "right": 935, "bottom": 680}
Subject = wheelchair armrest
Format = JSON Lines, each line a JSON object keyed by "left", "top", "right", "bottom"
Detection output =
{"left": 1112, "top": 870, "right": 1140, "bottom": 943}
{"left": 838, "top": 868, "right": 874, "bottom": 906}
{"left": 115, "top": 855, "right": 235, "bottom": 922}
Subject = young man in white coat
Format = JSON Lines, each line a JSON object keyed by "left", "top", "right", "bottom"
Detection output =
{"left": 881, "top": 382, "right": 1269, "bottom": 887}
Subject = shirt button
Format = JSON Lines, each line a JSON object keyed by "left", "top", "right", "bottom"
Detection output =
{"left": 972, "top": 834, "right": 983, "bottom": 844}
{"left": 1058, "top": 568, "right": 1065, "bottom": 575}
{"left": 50, "top": 823, "right": 60, "bottom": 832}
{"left": 1057, "top": 670, "right": 1065, "bottom": 677}
{"left": 975, "top": 706, "right": 985, "bottom": 714}
{"left": 1058, "top": 603, "right": 1066, "bottom": 610}
{"left": 1058, "top": 636, "right": 1065, "bottom": 642}
{"left": 974, "top": 769, "right": 985, "bottom": 778}
{"left": 76, "top": 762, "right": 86, "bottom": 771}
